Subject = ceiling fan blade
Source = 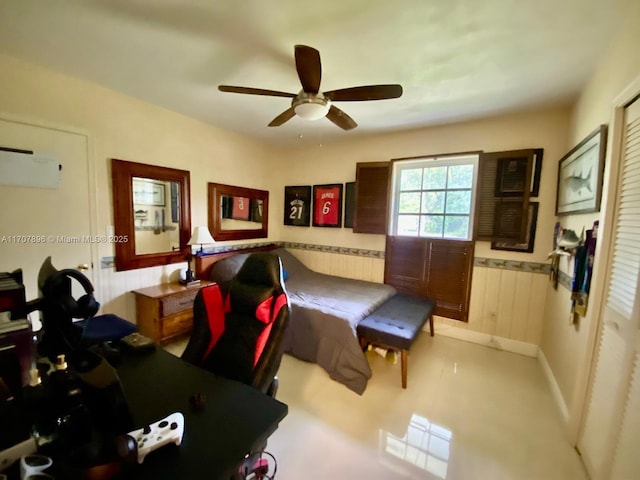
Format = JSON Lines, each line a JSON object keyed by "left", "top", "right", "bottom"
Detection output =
{"left": 268, "top": 107, "right": 296, "bottom": 127}
{"left": 326, "top": 105, "right": 357, "bottom": 130}
{"left": 295, "top": 45, "right": 321, "bottom": 93}
{"left": 324, "top": 84, "right": 403, "bottom": 102}
{"left": 218, "top": 85, "right": 295, "bottom": 98}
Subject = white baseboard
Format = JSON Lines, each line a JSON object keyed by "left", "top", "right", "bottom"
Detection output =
{"left": 537, "top": 348, "right": 570, "bottom": 424}
{"left": 430, "top": 322, "right": 539, "bottom": 357}
{"left": 427, "top": 322, "right": 570, "bottom": 424}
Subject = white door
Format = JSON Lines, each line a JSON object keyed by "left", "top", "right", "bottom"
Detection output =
{"left": 577, "top": 97, "right": 640, "bottom": 478}
{"left": 0, "top": 117, "right": 94, "bottom": 313}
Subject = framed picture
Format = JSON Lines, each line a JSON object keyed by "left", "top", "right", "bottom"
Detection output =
{"left": 250, "top": 198, "right": 263, "bottom": 223}
{"left": 133, "top": 178, "right": 165, "bottom": 206}
{"left": 170, "top": 182, "right": 180, "bottom": 223}
{"left": 343, "top": 182, "right": 356, "bottom": 228}
{"left": 556, "top": 125, "right": 607, "bottom": 215}
{"left": 284, "top": 186, "right": 311, "bottom": 226}
{"left": 231, "top": 196, "right": 251, "bottom": 220}
{"left": 530, "top": 148, "right": 543, "bottom": 197}
{"left": 492, "top": 202, "right": 539, "bottom": 253}
{"left": 496, "top": 156, "right": 528, "bottom": 195}
{"left": 313, "top": 184, "right": 343, "bottom": 227}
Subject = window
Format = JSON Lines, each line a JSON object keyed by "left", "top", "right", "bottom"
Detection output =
{"left": 390, "top": 154, "right": 479, "bottom": 240}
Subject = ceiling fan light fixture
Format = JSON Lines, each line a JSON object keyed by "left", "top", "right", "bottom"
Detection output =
{"left": 294, "top": 102, "right": 330, "bottom": 120}
{"left": 219, "top": 45, "right": 402, "bottom": 130}
{"left": 293, "top": 92, "right": 331, "bottom": 120}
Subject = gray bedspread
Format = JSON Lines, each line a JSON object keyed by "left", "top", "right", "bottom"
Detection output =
{"left": 208, "top": 248, "right": 396, "bottom": 394}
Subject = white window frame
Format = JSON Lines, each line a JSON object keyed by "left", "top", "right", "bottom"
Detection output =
{"left": 390, "top": 153, "right": 479, "bottom": 240}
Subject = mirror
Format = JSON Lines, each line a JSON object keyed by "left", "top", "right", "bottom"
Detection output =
{"left": 112, "top": 159, "right": 191, "bottom": 271}
{"left": 208, "top": 183, "right": 268, "bottom": 241}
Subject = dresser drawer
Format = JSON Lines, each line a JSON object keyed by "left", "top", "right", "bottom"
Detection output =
{"left": 161, "top": 289, "right": 199, "bottom": 316}
{"left": 133, "top": 282, "right": 210, "bottom": 344}
{"left": 162, "top": 310, "right": 194, "bottom": 339}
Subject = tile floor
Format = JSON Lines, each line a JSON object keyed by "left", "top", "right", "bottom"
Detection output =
{"left": 166, "top": 334, "right": 588, "bottom": 480}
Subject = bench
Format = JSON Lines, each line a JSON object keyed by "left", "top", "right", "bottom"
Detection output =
{"left": 357, "top": 293, "right": 435, "bottom": 389}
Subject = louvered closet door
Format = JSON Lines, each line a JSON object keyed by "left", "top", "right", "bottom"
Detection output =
{"left": 578, "top": 97, "right": 640, "bottom": 479}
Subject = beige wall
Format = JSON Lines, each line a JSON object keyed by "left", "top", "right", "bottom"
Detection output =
{"left": 539, "top": 0, "right": 640, "bottom": 422}
{"left": 277, "top": 107, "right": 572, "bottom": 349}
{"left": 277, "top": 107, "right": 571, "bottom": 263}
{"left": 0, "top": 51, "right": 573, "bottom": 342}
{"left": 0, "top": 53, "right": 285, "bottom": 320}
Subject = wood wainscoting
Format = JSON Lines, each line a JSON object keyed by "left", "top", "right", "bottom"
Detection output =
{"left": 191, "top": 244, "right": 547, "bottom": 352}
{"left": 288, "top": 246, "right": 546, "bottom": 352}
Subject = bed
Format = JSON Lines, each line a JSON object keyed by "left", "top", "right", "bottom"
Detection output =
{"left": 195, "top": 246, "right": 396, "bottom": 394}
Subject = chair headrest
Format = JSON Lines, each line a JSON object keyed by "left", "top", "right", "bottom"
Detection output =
{"left": 234, "top": 252, "right": 283, "bottom": 290}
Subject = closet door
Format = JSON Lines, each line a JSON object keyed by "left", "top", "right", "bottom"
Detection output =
{"left": 577, "top": 98, "right": 640, "bottom": 479}
{"left": 0, "top": 118, "right": 94, "bottom": 304}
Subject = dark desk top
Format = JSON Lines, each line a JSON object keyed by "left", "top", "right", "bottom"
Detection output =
{"left": 115, "top": 348, "right": 288, "bottom": 479}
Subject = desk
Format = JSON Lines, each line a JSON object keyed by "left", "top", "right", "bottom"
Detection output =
{"left": 114, "top": 348, "right": 288, "bottom": 479}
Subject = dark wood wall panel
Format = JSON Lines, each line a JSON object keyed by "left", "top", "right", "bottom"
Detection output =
{"left": 385, "top": 236, "right": 474, "bottom": 321}
{"left": 384, "top": 236, "right": 428, "bottom": 296}
{"left": 426, "top": 240, "right": 474, "bottom": 321}
{"left": 353, "top": 162, "right": 390, "bottom": 234}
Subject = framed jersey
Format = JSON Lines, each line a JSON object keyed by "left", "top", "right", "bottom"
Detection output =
{"left": 313, "top": 184, "right": 343, "bottom": 227}
{"left": 231, "top": 196, "right": 251, "bottom": 220}
{"left": 284, "top": 185, "right": 311, "bottom": 226}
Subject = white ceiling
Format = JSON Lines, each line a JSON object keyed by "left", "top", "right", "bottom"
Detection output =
{"left": 0, "top": 0, "right": 629, "bottom": 147}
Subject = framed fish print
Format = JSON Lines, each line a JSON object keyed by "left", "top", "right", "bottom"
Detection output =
{"left": 284, "top": 186, "right": 311, "bottom": 226}
{"left": 556, "top": 125, "right": 607, "bottom": 215}
{"left": 313, "top": 184, "right": 343, "bottom": 227}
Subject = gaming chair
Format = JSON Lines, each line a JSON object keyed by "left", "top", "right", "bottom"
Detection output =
{"left": 181, "top": 252, "right": 290, "bottom": 396}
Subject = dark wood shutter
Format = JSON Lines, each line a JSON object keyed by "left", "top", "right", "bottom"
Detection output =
{"left": 353, "top": 162, "right": 390, "bottom": 234}
{"left": 425, "top": 239, "right": 474, "bottom": 321}
{"left": 475, "top": 149, "right": 535, "bottom": 242}
{"left": 385, "top": 236, "right": 474, "bottom": 321}
{"left": 384, "top": 236, "right": 428, "bottom": 295}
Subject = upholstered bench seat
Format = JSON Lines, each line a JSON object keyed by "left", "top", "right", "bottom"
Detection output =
{"left": 357, "top": 293, "right": 435, "bottom": 388}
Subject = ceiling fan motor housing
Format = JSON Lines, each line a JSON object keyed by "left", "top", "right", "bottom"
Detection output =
{"left": 292, "top": 91, "right": 331, "bottom": 120}
{"left": 218, "top": 45, "right": 402, "bottom": 129}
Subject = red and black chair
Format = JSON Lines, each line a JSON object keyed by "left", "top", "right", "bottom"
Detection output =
{"left": 181, "top": 252, "right": 290, "bottom": 397}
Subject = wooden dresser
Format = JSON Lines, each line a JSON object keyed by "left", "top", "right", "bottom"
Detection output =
{"left": 132, "top": 281, "right": 212, "bottom": 344}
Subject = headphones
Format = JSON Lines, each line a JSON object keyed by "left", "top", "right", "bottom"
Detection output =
{"left": 42, "top": 268, "right": 100, "bottom": 319}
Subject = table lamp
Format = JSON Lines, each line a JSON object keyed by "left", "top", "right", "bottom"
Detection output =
{"left": 181, "top": 226, "right": 215, "bottom": 285}
{"left": 188, "top": 226, "right": 216, "bottom": 254}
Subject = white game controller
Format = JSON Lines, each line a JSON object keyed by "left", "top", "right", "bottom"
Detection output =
{"left": 126, "top": 412, "right": 184, "bottom": 464}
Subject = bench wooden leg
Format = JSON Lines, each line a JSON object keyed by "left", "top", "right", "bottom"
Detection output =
{"left": 429, "top": 314, "right": 434, "bottom": 337}
{"left": 401, "top": 349, "right": 408, "bottom": 388}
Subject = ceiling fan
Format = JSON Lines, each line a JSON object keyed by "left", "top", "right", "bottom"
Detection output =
{"left": 218, "top": 45, "right": 403, "bottom": 131}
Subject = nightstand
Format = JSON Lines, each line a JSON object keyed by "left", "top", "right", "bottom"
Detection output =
{"left": 132, "top": 281, "right": 212, "bottom": 344}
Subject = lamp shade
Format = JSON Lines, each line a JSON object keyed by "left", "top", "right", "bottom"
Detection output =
{"left": 188, "top": 226, "right": 215, "bottom": 247}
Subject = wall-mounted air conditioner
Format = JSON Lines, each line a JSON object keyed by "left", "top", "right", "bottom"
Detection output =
{"left": 0, "top": 148, "right": 61, "bottom": 189}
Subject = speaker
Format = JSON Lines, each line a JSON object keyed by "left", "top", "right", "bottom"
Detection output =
{"left": 42, "top": 269, "right": 100, "bottom": 320}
